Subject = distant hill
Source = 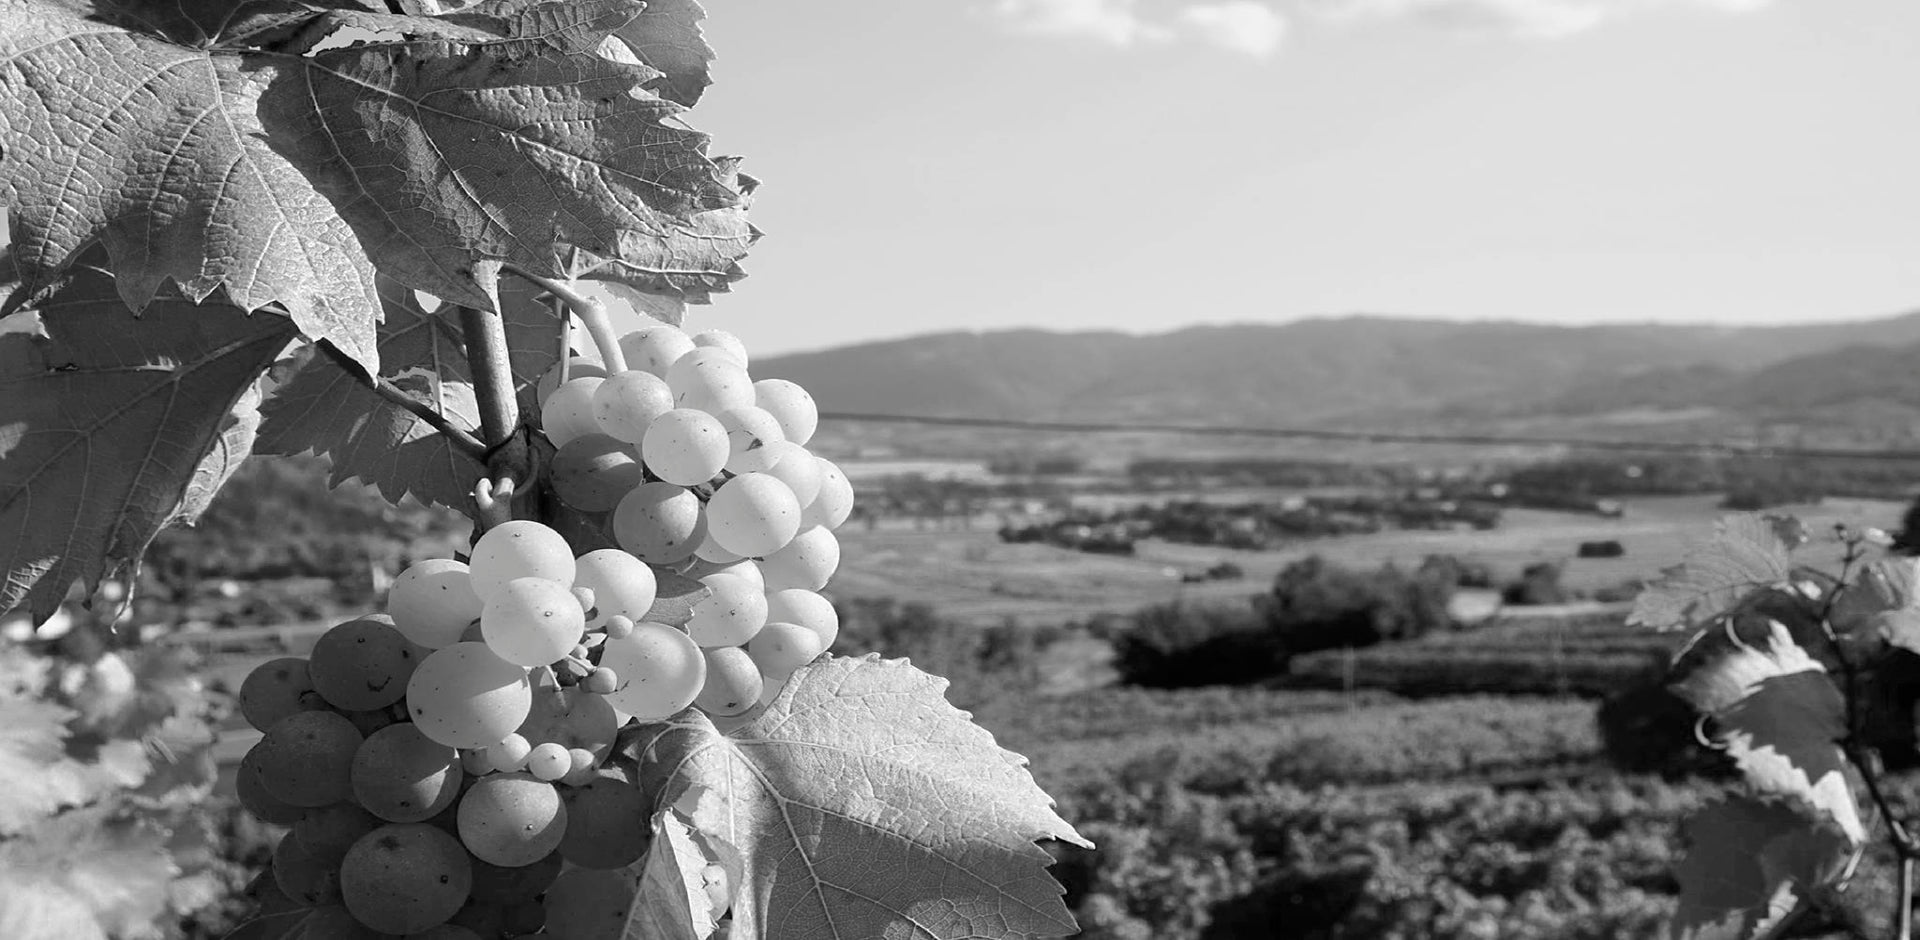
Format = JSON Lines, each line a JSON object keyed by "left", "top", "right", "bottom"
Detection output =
{"left": 753, "top": 313, "right": 1920, "bottom": 428}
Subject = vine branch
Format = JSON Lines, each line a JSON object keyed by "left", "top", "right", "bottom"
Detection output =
{"left": 316, "top": 341, "right": 488, "bottom": 461}
{"left": 501, "top": 262, "right": 627, "bottom": 373}
{"left": 457, "top": 304, "right": 519, "bottom": 450}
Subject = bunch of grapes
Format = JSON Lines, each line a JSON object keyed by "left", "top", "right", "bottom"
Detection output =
{"left": 230, "top": 313, "right": 851, "bottom": 937}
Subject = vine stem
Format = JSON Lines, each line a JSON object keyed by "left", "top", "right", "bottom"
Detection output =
{"left": 457, "top": 304, "right": 519, "bottom": 449}
{"left": 501, "top": 263, "right": 627, "bottom": 373}
{"left": 1900, "top": 856, "right": 1914, "bottom": 940}
{"left": 316, "top": 341, "right": 488, "bottom": 461}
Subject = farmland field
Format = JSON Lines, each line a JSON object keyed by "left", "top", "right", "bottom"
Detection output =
{"left": 831, "top": 494, "right": 1905, "bottom": 626}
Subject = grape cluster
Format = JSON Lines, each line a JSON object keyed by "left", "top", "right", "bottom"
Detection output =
{"left": 231, "top": 314, "right": 851, "bottom": 937}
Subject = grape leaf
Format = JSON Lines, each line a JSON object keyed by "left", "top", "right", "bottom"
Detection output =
{"left": 609, "top": 0, "right": 714, "bottom": 106}
{"left": 1631, "top": 514, "right": 1795, "bottom": 632}
{"left": 257, "top": 276, "right": 558, "bottom": 512}
{"left": 0, "top": 806, "right": 178, "bottom": 940}
{"left": 0, "top": 256, "right": 296, "bottom": 622}
{"left": 1829, "top": 557, "right": 1920, "bottom": 654}
{"left": 0, "top": 650, "right": 158, "bottom": 835}
{"left": 1670, "top": 795, "right": 1855, "bottom": 940}
{"left": 632, "top": 655, "right": 1088, "bottom": 940}
{"left": 627, "top": 804, "right": 728, "bottom": 940}
{"left": 582, "top": 156, "right": 760, "bottom": 302}
{"left": 0, "top": 0, "right": 384, "bottom": 371}
{"left": 1671, "top": 619, "right": 1863, "bottom": 844}
{"left": 257, "top": 2, "right": 754, "bottom": 308}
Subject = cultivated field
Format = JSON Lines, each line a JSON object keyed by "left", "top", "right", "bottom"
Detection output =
{"left": 831, "top": 494, "right": 1906, "bottom": 626}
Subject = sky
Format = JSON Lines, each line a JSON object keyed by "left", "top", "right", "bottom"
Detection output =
{"left": 681, "top": 0, "right": 1920, "bottom": 355}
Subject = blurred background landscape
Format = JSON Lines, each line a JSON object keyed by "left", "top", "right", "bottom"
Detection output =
{"left": 37, "top": 305, "right": 1920, "bottom": 939}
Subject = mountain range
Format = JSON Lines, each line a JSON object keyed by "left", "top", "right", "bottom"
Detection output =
{"left": 752, "top": 313, "right": 1920, "bottom": 440}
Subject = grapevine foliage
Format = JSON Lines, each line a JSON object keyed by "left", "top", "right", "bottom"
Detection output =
{"left": 1649, "top": 514, "right": 1885, "bottom": 939}
{"left": 632, "top": 655, "right": 1089, "bottom": 940}
{"left": 1631, "top": 514, "right": 1795, "bottom": 632}
{"left": 0, "top": 0, "right": 753, "bottom": 617}
{"left": 0, "top": 641, "right": 223, "bottom": 939}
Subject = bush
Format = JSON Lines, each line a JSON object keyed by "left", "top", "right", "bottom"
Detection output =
{"left": 1502, "top": 561, "right": 1569, "bottom": 606}
{"left": 1260, "top": 556, "right": 1456, "bottom": 652}
{"left": 1111, "top": 602, "right": 1276, "bottom": 689}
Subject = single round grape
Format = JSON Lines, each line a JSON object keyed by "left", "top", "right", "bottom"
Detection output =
{"left": 540, "top": 376, "right": 607, "bottom": 449}
{"left": 351, "top": 722, "right": 463, "bottom": 823}
{"left": 705, "top": 473, "right": 801, "bottom": 558}
{"left": 746, "top": 621, "right": 826, "bottom": 676}
{"left": 337, "top": 707, "right": 397, "bottom": 738}
{"left": 458, "top": 773, "right": 568, "bottom": 867}
{"left": 559, "top": 773, "right": 651, "bottom": 869}
{"left": 760, "top": 525, "right": 840, "bottom": 592}
{"left": 308, "top": 616, "right": 421, "bottom": 712}
{"left": 469, "top": 850, "right": 563, "bottom": 902}
{"left": 618, "top": 324, "right": 696, "bottom": 378}
{"left": 257, "top": 710, "right": 363, "bottom": 807}
{"left": 339, "top": 823, "right": 472, "bottom": 934}
{"left": 526, "top": 742, "right": 571, "bottom": 781}
{"left": 460, "top": 747, "right": 493, "bottom": 777}
{"left": 293, "top": 803, "right": 381, "bottom": 867}
{"left": 571, "top": 586, "right": 596, "bottom": 617}
{"left": 799, "top": 457, "right": 854, "bottom": 530}
{"left": 482, "top": 577, "right": 586, "bottom": 668}
{"left": 753, "top": 378, "right": 819, "bottom": 446}
{"left": 696, "top": 647, "right": 762, "bottom": 717}
{"left": 604, "top": 616, "right": 635, "bottom": 640}
{"left": 665, "top": 347, "right": 754, "bottom": 414}
{"left": 641, "top": 409, "right": 729, "bottom": 486}
{"left": 402, "top": 925, "right": 483, "bottom": 940}
{"left": 469, "top": 520, "right": 576, "bottom": 603}
{"left": 406, "top": 643, "right": 534, "bottom": 749}
{"left": 237, "top": 744, "right": 305, "bottom": 825}
{"left": 760, "top": 441, "right": 823, "bottom": 506}
{"left": 692, "top": 527, "right": 745, "bottom": 564}
{"left": 708, "top": 558, "right": 765, "bottom": 593}
{"left": 599, "top": 624, "right": 706, "bottom": 720}
{"left": 273, "top": 834, "right": 342, "bottom": 907}
{"left": 560, "top": 748, "right": 599, "bottom": 787}
{"left": 387, "top": 559, "right": 484, "bottom": 650}
{"left": 717, "top": 406, "right": 786, "bottom": 474}
{"left": 591, "top": 369, "right": 676, "bottom": 444}
{"left": 766, "top": 589, "right": 840, "bottom": 650}
{"left": 239, "top": 657, "right": 318, "bottom": 733}
{"left": 448, "top": 902, "right": 507, "bottom": 940}
{"left": 572, "top": 549, "right": 657, "bottom": 630}
{"left": 504, "top": 898, "right": 547, "bottom": 935}
{"left": 487, "top": 733, "right": 533, "bottom": 774}
{"left": 611, "top": 482, "right": 705, "bottom": 564}
{"left": 550, "top": 434, "right": 645, "bottom": 513}
{"left": 516, "top": 685, "right": 619, "bottom": 762}
{"left": 542, "top": 868, "right": 639, "bottom": 940}
{"left": 687, "top": 573, "right": 768, "bottom": 648}
{"left": 584, "top": 667, "right": 619, "bottom": 695}
{"left": 536, "top": 357, "right": 608, "bottom": 407}
{"left": 691, "top": 328, "right": 749, "bottom": 367}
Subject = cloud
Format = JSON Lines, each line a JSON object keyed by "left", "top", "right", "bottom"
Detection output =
{"left": 1302, "top": 0, "right": 1774, "bottom": 38}
{"left": 989, "top": 0, "right": 1174, "bottom": 47}
{"left": 1180, "top": 2, "right": 1290, "bottom": 56}
{"left": 987, "top": 0, "right": 1288, "bottom": 56}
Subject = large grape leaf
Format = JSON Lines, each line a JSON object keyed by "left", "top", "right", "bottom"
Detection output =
{"left": 0, "top": 0, "right": 384, "bottom": 371}
{"left": 0, "top": 806, "right": 178, "bottom": 940}
{"left": 257, "top": 276, "right": 557, "bottom": 511}
{"left": 1670, "top": 795, "right": 1854, "bottom": 940}
{"left": 257, "top": 2, "right": 754, "bottom": 308}
{"left": 631, "top": 655, "right": 1088, "bottom": 940}
{"left": 0, "top": 257, "right": 296, "bottom": 622}
{"left": 610, "top": 0, "right": 714, "bottom": 106}
{"left": 1631, "top": 514, "right": 1795, "bottom": 631}
{"left": 1671, "top": 619, "right": 1863, "bottom": 844}
{"left": 1, "top": 0, "right": 756, "bottom": 378}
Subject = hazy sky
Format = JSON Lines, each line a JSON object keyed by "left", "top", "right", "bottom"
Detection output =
{"left": 685, "top": 0, "right": 1920, "bottom": 355}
